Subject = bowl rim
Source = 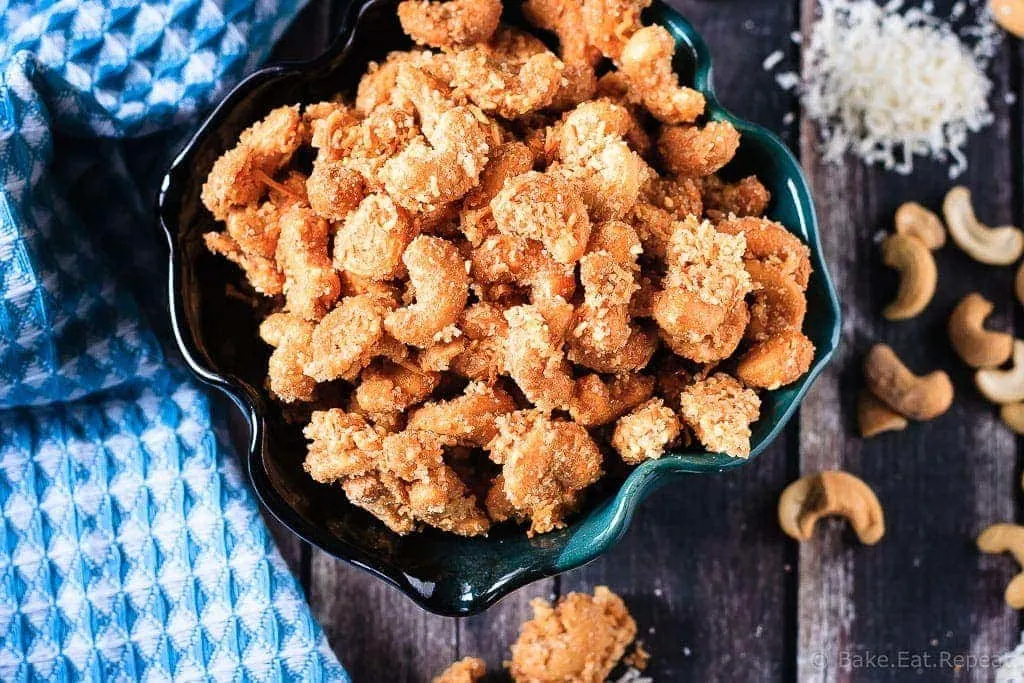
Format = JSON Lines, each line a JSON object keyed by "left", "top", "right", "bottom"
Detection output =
{"left": 158, "top": 0, "right": 842, "bottom": 616}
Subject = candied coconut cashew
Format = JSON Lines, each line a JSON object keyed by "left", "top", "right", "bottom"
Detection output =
{"left": 509, "top": 586, "right": 637, "bottom": 683}
{"left": 778, "top": 471, "right": 885, "bottom": 545}
{"left": 259, "top": 313, "right": 316, "bottom": 403}
{"left": 894, "top": 201, "right": 945, "bottom": 250}
{"left": 880, "top": 232, "right": 937, "bottom": 321}
{"left": 571, "top": 221, "right": 643, "bottom": 354}
{"left": 201, "top": 105, "right": 307, "bottom": 220}
{"left": 556, "top": 100, "right": 652, "bottom": 221}
{"left": 657, "top": 121, "right": 741, "bottom": 178}
{"left": 406, "top": 382, "right": 517, "bottom": 446}
{"left": 490, "top": 170, "right": 592, "bottom": 264}
{"left": 744, "top": 260, "right": 807, "bottom": 343}
{"left": 948, "top": 293, "right": 1014, "bottom": 369}
{"left": 702, "top": 175, "right": 771, "bottom": 220}
{"left": 857, "top": 390, "right": 909, "bottom": 438}
{"left": 942, "top": 185, "right": 1024, "bottom": 266}
{"left": 523, "top": 0, "right": 602, "bottom": 67}
{"left": 334, "top": 194, "right": 417, "bottom": 281}
{"left": 976, "top": 339, "right": 1024, "bottom": 404}
{"left": 612, "top": 398, "right": 681, "bottom": 464}
{"left": 977, "top": 523, "right": 1024, "bottom": 608}
{"left": 487, "top": 410, "right": 603, "bottom": 535}
{"left": 715, "top": 216, "right": 812, "bottom": 290}
{"left": 385, "top": 236, "right": 470, "bottom": 348}
{"left": 581, "top": 0, "right": 651, "bottom": 60}
{"left": 397, "top": 0, "right": 501, "bottom": 49}
{"left": 354, "top": 360, "right": 440, "bottom": 414}
{"left": 275, "top": 205, "right": 341, "bottom": 321}
{"left": 304, "top": 293, "right": 396, "bottom": 382}
{"left": 432, "top": 657, "right": 486, "bottom": 683}
{"left": 569, "top": 373, "right": 654, "bottom": 427}
{"left": 619, "top": 25, "right": 705, "bottom": 124}
{"left": 504, "top": 302, "right": 576, "bottom": 412}
{"left": 452, "top": 28, "right": 565, "bottom": 118}
{"left": 302, "top": 410, "right": 383, "bottom": 483}
{"left": 380, "top": 431, "right": 491, "bottom": 536}
{"left": 736, "top": 328, "right": 816, "bottom": 390}
{"left": 863, "top": 344, "right": 954, "bottom": 421}
{"left": 679, "top": 373, "right": 761, "bottom": 458}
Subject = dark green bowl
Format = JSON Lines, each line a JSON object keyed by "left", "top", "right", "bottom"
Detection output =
{"left": 159, "top": 0, "right": 841, "bottom": 616}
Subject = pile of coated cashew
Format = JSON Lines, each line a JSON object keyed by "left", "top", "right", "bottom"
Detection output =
{"left": 859, "top": 185, "right": 1024, "bottom": 438}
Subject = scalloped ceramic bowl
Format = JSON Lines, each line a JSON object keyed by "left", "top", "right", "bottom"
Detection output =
{"left": 159, "top": 0, "right": 841, "bottom": 616}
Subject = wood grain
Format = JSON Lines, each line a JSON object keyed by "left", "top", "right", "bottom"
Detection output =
{"left": 796, "top": 1, "right": 1019, "bottom": 681}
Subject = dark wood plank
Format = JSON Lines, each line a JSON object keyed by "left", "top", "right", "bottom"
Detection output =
{"left": 796, "top": 2, "right": 1019, "bottom": 681}
{"left": 558, "top": 2, "right": 801, "bottom": 681}
{"left": 309, "top": 550, "right": 458, "bottom": 682}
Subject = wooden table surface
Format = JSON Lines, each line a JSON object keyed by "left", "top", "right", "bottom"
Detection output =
{"left": 263, "top": 1, "right": 1023, "bottom": 680}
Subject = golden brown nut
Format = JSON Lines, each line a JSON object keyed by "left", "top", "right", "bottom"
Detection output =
{"left": 385, "top": 236, "right": 469, "bottom": 348}
{"left": 778, "top": 471, "right": 885, "bottom": 545}
{"left": 612, "top": 398, "right": 681, "bottom": 463}
{"left": 397, "top": 0, "right": 501, "bottom": 49}
{"left": 619, "top": 25, "right": 705, "bottom": 124}
{"left": 679, "top": 373, "right": 761, "bottom": 458}
{"left": 487, "top": 410, "right": 603, "bottom": 535}
{"left": 857, "top": 390, "right": 908, "bottom": 439}
{"left": 509, "top": 586, "right": 636, "bottom": 683}
{"left": 948, "top": 293, "right": 1014, "bottom": 369}
{"left": 407, "top": 382, "right": 517, "bottom": 446}
{"left": 569, "top": 373, "right": 654, "bottom": 427}
{"left": 658, "top": 121, "right": 741, "bottom": 178}
{"left": 736, "top": 329, "right": 815, "bottom": 390}
{"left": 863, "top": 344, "right": 953, "bottom": 421}
{"left": 432, "top": 657, "right": 486, "bottom": 683}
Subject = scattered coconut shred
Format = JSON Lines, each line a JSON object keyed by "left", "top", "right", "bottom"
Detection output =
{"left": 773, "top": 0, "right": 1001, "bottom": 177}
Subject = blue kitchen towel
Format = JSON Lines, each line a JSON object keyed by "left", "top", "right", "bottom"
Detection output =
{"left": 0, "top": 0, "right": 349, "bottom": 680}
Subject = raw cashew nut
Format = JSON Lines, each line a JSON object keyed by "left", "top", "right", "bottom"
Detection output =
{"left": 778, "top": 471, "right": 885, "bottom": 545}
{"left": 863, "top": 344, "right": 954, "bottom": 420}
{"left": 880, "top": 233, "right": 936, "bottom": 320}
{"left": 977, "top": 523, "right": 1024, "bottom": 608}
{"left": 948, "top": 293, "right": 1013, "bottom": 368}
{"left": 1000, "top": 402, "right": 1024, "bottom": 435}
{"left": 894, "top": 201, "right": 946, "bottom": 250}
{"left": 1016, "top": 260, "right": 1024, "bottom": 308}
{"left": 976, "top": 339, "right": 1024, "bottom": 404}
{"left": 857, "top": 390, "right": 908, "bottom": 438}
{"left": 992, "top": 0, "right": 1024, "bottom": 38}
{"left": 942, "top": 186, "right": 1024, "bottom": 266}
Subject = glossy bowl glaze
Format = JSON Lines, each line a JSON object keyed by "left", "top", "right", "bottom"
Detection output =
{"left": 159, "top": 0, "right": 841, "bottom": 616}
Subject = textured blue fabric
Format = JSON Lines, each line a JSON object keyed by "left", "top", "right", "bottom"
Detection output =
{"left": 0, "top": 0, "right": 348, "bottom": 680}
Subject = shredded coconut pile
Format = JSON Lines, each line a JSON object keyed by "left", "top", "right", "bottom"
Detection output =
{"left": 776, "top": 0, "right": 999, "bottom": 177}
{"left": 998, "top": 632, "right": 1024, "bottom": 683}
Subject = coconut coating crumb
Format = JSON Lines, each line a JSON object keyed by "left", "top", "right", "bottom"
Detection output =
{"left": 679, "top": 373, "right": 761, "bottom": 458}
{"left": 509, "top": 586, "right": 637, "bottom": 683}
{"left": 612, "top": 398, "right": 681, "bottom": 464}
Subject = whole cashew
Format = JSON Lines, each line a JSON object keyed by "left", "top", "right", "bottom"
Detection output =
{"left": 1016, "top": 260, "right": 1024, "bottom": 308}
{"left": 863, "top": 344, "right": 954, "bottom": 420}
{"left": 894, "top": 201, "right": 946, "bottom": 250}
{"left": 942, "top": 186, "right": 1024, "bottom": 266}
{"left": 1000, "top": 402, "right": 1024, "bottom": 435}
{"left": 778, "top": 471, "right": 885, "bottom": 545}
{"left": 976, "top": 339, "right": 1024, "bottom": 404}
{"left": 977, "top": 523, "right": 1024, "bottom": 608}
{"left": 992, "top": 0, "right": 1024, "bottom": 38}
{"left": 857, "top": 390, "right": 908, "bottom": 438}
{"left": 948, "top": 293, "right": 1013, "bottom": 369}
{"left": 880, "top": 233, "right": 937, "bottom": 321}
